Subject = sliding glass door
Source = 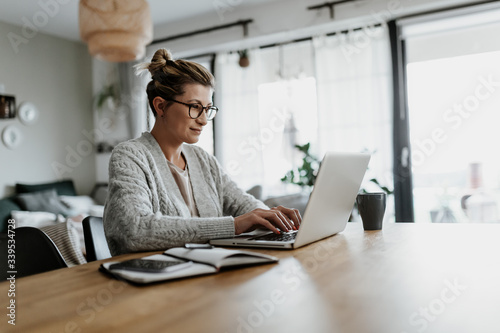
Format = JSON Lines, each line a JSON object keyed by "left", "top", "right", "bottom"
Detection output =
{"left": 398, "top": 3, "right": 500, "bottom": 223}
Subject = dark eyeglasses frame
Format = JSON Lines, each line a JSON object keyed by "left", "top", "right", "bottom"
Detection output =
{"left": 168, "top": 99, "right": 218, "bottom": 121}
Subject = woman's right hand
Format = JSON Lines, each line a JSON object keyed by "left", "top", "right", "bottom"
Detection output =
{"left": 233, "top": 208, "right": 297, "bottom": 235}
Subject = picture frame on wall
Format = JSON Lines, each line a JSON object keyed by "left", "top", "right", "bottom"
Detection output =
{"left": 0, "top": 95, "right": 16, "bottom": 119}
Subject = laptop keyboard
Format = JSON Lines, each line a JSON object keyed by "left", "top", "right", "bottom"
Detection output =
{"left": 252, "top": 230, "right": 298, "bottom": 242}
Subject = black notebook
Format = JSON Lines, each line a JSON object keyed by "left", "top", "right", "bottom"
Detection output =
{"left": 100, "top": 247, "right": 278, "bottom": 284}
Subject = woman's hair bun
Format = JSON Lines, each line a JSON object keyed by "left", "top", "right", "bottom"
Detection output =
{"left": 137, "top": 48, "right": 215, "bottom": 117}
{"left": 151, "top": 48, "right": 173, "bottom": 65}
{"left": 135, "top": 48, "right": 173, "bottom": 77}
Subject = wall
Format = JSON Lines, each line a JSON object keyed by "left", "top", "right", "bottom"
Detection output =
{"left": 91, "top": 58, "right": 149, "bottom": 183}
{"left": 0, "top": 21, "right": 94, "bottom": 198}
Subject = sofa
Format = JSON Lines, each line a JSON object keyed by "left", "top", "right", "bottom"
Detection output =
{"left": 0, "top": 179, "right": 107, "bottom": 266}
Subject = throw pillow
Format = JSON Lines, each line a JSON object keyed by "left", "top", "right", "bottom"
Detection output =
{"left": 66, "top": 216, "right": 86, "bottom": 256}
{"left": 59, "top": 195, "right": 96, "bottom": 215}
{"left": 16, "top": 179, "right": 77, "bottom": 196}
{"left": 10, "top": 210, "right": 62, "bottom": 228}
{"left": 16, "top": 189, "right": 72, "bottom": 216}
{"left": 89, "top": 205, "right": 104, "bottom": 218}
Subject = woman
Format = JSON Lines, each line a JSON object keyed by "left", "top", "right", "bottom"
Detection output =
{"left": 104, "top": 49, "right": 301, "bottom": 256}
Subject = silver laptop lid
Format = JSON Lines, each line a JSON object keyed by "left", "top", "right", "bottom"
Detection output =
{"left": 293, "top": 152, "right": 370, "bottom": 248}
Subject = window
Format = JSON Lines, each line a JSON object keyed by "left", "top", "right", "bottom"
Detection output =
{"left": 400, "top": 3, "right": 500, "bottom": 222}
{"left": 216, "top": 28, "right": 393, "bottom": 212}
{"left": 257, "top": 77, "right": 318, "bottom": 193}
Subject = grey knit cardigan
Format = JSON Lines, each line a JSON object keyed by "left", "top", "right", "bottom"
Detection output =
{"left": 103, "top": 132, "right": 267, "bottom": 256}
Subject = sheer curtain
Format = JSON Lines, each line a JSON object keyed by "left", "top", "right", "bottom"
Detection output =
{"left": 118, "top": 61, "right": 149, "bottom": 140}
{"left": 314, "top": 26, "right": 394, "bottom": 199}
{"left": 215, "top": 27, "right": 394, "bottom": 217}
{"left": 214, "top": 42, "right": 316, "bottom": 195}
{"left": 215, "top": 48, "right": 274, "bottom": 192}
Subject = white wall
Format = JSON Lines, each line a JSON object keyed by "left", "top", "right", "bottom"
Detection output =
{"left": 90, "top": 57, "right": 152, "bottom": 183}
{"left": 0, "top": 21, "right": 94, "bottom": 198}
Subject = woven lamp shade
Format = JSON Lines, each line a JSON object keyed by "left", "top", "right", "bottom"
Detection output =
{"left": 79, "top": 0, "right": 153, "bottom": 62}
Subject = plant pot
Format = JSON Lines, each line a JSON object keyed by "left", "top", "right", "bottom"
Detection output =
{"left": 239, "top": 56, "right": 250, "bottom": 68}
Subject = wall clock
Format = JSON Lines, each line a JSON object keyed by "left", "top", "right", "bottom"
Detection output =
{"left": 2, "top": 125, "right": 23, "bottom": 149}
{"left": 18, "top": 102, "right": 39, "bottom": 125}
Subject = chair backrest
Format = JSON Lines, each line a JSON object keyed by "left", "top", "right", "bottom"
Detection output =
{"left": 0, "top": 226, "right": 68, "bottom": 279}
{"left": 82, "top": 216, "right": 112, "bottom": 262}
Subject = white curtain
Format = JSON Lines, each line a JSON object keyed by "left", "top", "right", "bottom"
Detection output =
{"left": 313, "top": 26, "right": 393, "bottom": 195}
{"left": 215, "top": 49, "right": 268, "bottom": 192}
{"left": 118, "top": 61, "right": 149, "bottom": 140}
{"left": 215, "top": 27, "right": 393, "bottom": 211}
{"left": 215, "top": 42, "right": 316, "bottom": 195}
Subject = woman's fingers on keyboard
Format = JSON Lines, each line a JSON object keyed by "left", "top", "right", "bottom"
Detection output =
{"left": 271, "top": 206, "right": 302, "bottom": 230}
{"left": 234, "top": 208, "right": 298, "bottom": 235}
{"left": 234, "top": 210, "right": 281, "bottom": 234}
{"left": 263, "top": 209, "right": 293, "bottom": 232}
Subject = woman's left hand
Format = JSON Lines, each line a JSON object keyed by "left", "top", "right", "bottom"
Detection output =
{"left": 270, "top": 206, "right": 302, "bottom": 230}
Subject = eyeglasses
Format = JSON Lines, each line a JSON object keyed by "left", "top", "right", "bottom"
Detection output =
{"left": 169, "top": 99, "right": 218, "bottom": 121}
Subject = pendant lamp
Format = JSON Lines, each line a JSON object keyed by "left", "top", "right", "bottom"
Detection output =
{"left": 79, "top": 0, "right": 153, "bottom": 62}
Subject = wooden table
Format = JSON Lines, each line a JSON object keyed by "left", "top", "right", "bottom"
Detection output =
{"left": 2, "top": 222, "right": 500, "bottom": 333}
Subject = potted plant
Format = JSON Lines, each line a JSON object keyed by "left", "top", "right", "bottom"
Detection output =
{"left": 281, "top": 143, "right": 393, "bottom": 220}
{"left": 238, "top": 49, "right": 250, "bottom": 68}
{"left": 94, "top": 82, "right": 120, "bottom": 111}
{"left": 280, "top": 143, "right": 319, "bottom": 190}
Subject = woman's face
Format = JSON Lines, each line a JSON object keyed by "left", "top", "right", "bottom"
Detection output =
{"left": 161, "top": 83, "right": 213, "bottom": 145}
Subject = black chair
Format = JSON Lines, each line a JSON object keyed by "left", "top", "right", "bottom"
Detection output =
{"left": 82, "top": 216, "right": 112, "bottom": 262}
{"left": 0, "top": 227, "right": 68, "bottom": 279}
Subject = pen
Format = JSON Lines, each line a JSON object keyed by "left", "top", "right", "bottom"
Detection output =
{"left": 184, "top": 243, "right": 214, "bottom": 249}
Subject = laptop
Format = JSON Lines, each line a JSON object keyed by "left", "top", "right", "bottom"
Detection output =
{"left": 210, "top": 152, "right": 371, "bottom": 249}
